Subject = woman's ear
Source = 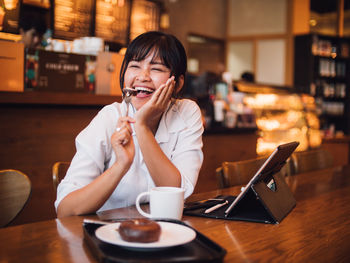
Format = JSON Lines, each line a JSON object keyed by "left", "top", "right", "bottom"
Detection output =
{"left": 175, "top": 75, "right": 184, "bottom": 94}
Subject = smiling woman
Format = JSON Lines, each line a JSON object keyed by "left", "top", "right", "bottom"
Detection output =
{"left": 55, "top": 31, "right": 204, "bottom": 218}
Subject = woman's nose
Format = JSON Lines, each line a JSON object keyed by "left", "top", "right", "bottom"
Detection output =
{"left": 136, "top": 68, "right": 151, "bottom": 81}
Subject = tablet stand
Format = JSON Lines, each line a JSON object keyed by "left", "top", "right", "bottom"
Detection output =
{"left": 184, "top": 172, "right": 296, "bottom": 224}
{"left": 228, "top": 172, "right": 296, "bottom": 224}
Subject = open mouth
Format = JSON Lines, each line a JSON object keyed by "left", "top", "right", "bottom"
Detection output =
{"left": 135, "top": 87, "right": 154, "bottom": 95}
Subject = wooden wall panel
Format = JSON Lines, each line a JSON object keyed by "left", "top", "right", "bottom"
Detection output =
{"left": 0, "top": 104, "right": 101, "bottom": 226}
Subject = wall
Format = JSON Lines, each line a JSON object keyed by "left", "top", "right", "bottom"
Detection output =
{"left": 164, "top": 0, "right": 227, "bottom": 51}
{"left": 227, "top": 0, "right": 287, "bottom": 36}
{"left": 256, "top": 39, "right": 286, "bottom": 85}
{"left": 226, "top": 0, "right": 290, "bottom": 85}
{"left": 163, "top": 0, "right": 310, "bottom": 85}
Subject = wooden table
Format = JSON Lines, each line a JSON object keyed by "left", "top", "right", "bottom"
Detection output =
{"left": 1, "top": 166, "right": 350, "bottom": 262}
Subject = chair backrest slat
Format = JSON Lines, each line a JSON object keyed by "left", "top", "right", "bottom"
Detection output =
{"left": 216, "top": 156, "right": 293, "bottom": 188}
{"left": 291, "top": 149, "right": 333, "bottom": 174}
{"left": 52, "top": 162, "right": 70, "bottom": 192}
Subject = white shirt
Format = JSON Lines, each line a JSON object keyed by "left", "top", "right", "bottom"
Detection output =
{"left": 55, "top": 99, "right": 204, "bottom": 212}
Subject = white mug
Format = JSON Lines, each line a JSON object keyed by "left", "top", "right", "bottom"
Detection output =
{"left": 136, "top": 187, "right": 185, "bottom": 220}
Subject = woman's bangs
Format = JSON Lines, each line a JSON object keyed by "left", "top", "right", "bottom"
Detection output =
{"left": 151, "top": 42, "right": 172, "bottom": 69}
{"left": 130, "top": 43, "right": 153, "bottom": 61}
{"left": 131, "top": 38, "right": 170, "bottom": 67}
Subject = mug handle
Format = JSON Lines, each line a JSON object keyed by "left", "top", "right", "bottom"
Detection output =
{"left": 136, "top": 192, "right": 152, "bottom": 218}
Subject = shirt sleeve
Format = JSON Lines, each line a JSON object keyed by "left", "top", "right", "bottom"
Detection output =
{"left": 171, "top": 100, "right": 204, "bottom": 199}
{"left": 54, "top": 104, "right": 118, "bottom": 210}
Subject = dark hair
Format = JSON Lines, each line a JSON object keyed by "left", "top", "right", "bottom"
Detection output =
{"left": 241, "top": 71, "right": 255, "bottom": 83}
{"left": 120, "top": 31, "right": 187, "bottom": 95}
{"left": 19, "top": 14, "right": 47, "bottom": 36}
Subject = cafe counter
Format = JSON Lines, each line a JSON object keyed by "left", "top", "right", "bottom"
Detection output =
{"left": 0, "top": 91, "right": 258, "bottom": 226}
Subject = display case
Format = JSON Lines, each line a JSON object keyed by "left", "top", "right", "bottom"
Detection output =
{"left": 236, "top": 82, "right": 321, "bottom": 156}
{"left": 294, "top": 34, "right": 350, "bottom": 135}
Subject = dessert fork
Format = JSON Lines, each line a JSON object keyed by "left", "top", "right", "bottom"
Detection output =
{"left": 123, "top": 88, "right": 136, "bottom": 117}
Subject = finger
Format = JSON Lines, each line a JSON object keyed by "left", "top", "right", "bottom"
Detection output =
{"left": 116, "top": 116, "right": 135, "bottom": 131}
{"left": 122, "top": 139, "right": 129, "bottom": 145}
{"left": 118, "top": 116, "right": 135, "bottom": 123}
{"left": 125, "top": 121, "right": 133, "bottom": 134}
{"left": 125, "top": 116, "right": 136, "bottom": 123}
{"left": 164, "top": 77, "right": 176, "bottom": 99}
{"left": 111, "top": 132, "right": 125, "bottom": 147}
{"left": 119, "top": 129, "right": 132, "bottom": 146}
{"left": 116, "top": 122, "right": 133, "bottom": 136}
{"left": 151, "top": 83, "right": 166, "bottom": 104}
{"left": 160, "top": 76, "right": 175, "bottom": 101}
{"left": 116, "top": 128, "right": 131, "bottom": 144}
{"left": 157, "top": 78, "right": 174, "bottom": 106}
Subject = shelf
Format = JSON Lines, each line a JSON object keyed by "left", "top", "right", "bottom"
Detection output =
{"left": 320, "top": 97, "right": 346, "bottom": 102}
{"left": 315, "top": 76, "right": 347, "bottom": 81}
{"left": 294, "top": 34, "right": 350, "bottom": 135}
{"left": 314, "top": 55, "right": 349, "bottom": 61}
{"left": 321, "top": 114, "right": 344, "bottom": 118}
{"left": 0, "top": 91, "right": 122, "bottom": 106}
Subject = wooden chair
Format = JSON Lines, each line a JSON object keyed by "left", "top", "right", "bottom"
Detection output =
{"left": 291, "top": 149, "right": 333, "bottom": 174}
{"left": 216, "top": 156, "right": 293, "bottom": 188}
{"left": 52, "top": 162, "right": 70, "bottom": 192}
{"left": 0, "top": 169, "right": 32, "bottom": 227}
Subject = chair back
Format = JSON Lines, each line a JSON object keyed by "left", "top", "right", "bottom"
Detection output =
{"left": 0, "top": 169, "right": 31, "bottom": 227}
{"left": 216, "top": 156, "right": 294, "bottom": 188}
{"left": 52, "top": 162, "right": 70, "bottom": 192}
{"left": 291, "top": 149, "right": 333, "bottom": 174}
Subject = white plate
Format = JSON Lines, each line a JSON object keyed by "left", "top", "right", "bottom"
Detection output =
{"left": 95, "top": 221, "right": 196, "bottom": 250}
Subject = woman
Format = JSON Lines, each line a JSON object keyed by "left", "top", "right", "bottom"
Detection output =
{"left": 55, "top": 31, "right": 204, "bottom": 217}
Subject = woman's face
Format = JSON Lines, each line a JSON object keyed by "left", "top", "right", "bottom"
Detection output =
{"left": 124, "top": 50, "right": 172, "bottom": 110}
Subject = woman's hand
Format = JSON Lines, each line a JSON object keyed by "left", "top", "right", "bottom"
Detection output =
{"left": 135, "top": 76, "right": 175, "bottom": 130}
{"left": 111, "top": 116, "right": 135, "bottom": 171}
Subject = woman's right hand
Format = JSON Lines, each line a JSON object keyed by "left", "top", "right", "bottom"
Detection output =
{"left": 111, "top": 116, "right": 135, "bottom": 171}
{"left": 135, "top": 76, "right": 175, "bottom": 131}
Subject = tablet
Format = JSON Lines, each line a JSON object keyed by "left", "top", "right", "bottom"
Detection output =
{"left": 224, "top": 141, "right": 299, "bottom": 217}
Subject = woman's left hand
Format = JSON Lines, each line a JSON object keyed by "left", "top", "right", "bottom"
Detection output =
{"left": 135, "top": 76, "right": 175, "bottom": 129}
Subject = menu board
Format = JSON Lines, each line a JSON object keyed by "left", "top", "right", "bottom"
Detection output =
{"left": 95, "top": 0, "right": 130, "bottom": 45}
{"left": 0, "top": 0, "right": 20, "bottom": 33}
{"left": 54, "top": 0, "right": 92, "bottom": 39}
{"left": 23, "top": 0, "right": 50, "bottom": 8}
{"left": 25, "top": 49, "right": 96, "bottom": 93}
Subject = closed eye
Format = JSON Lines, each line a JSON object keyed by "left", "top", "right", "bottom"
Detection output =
{"left": 128, "top": 61, "right": 140, "bottom": 68}
{"left": 151, "top": 67, "right": 166, "bottom": 72}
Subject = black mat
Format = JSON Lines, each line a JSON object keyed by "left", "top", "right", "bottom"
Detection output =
{"left": 83, "top": 219, "right": 226, "bottom": 263}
